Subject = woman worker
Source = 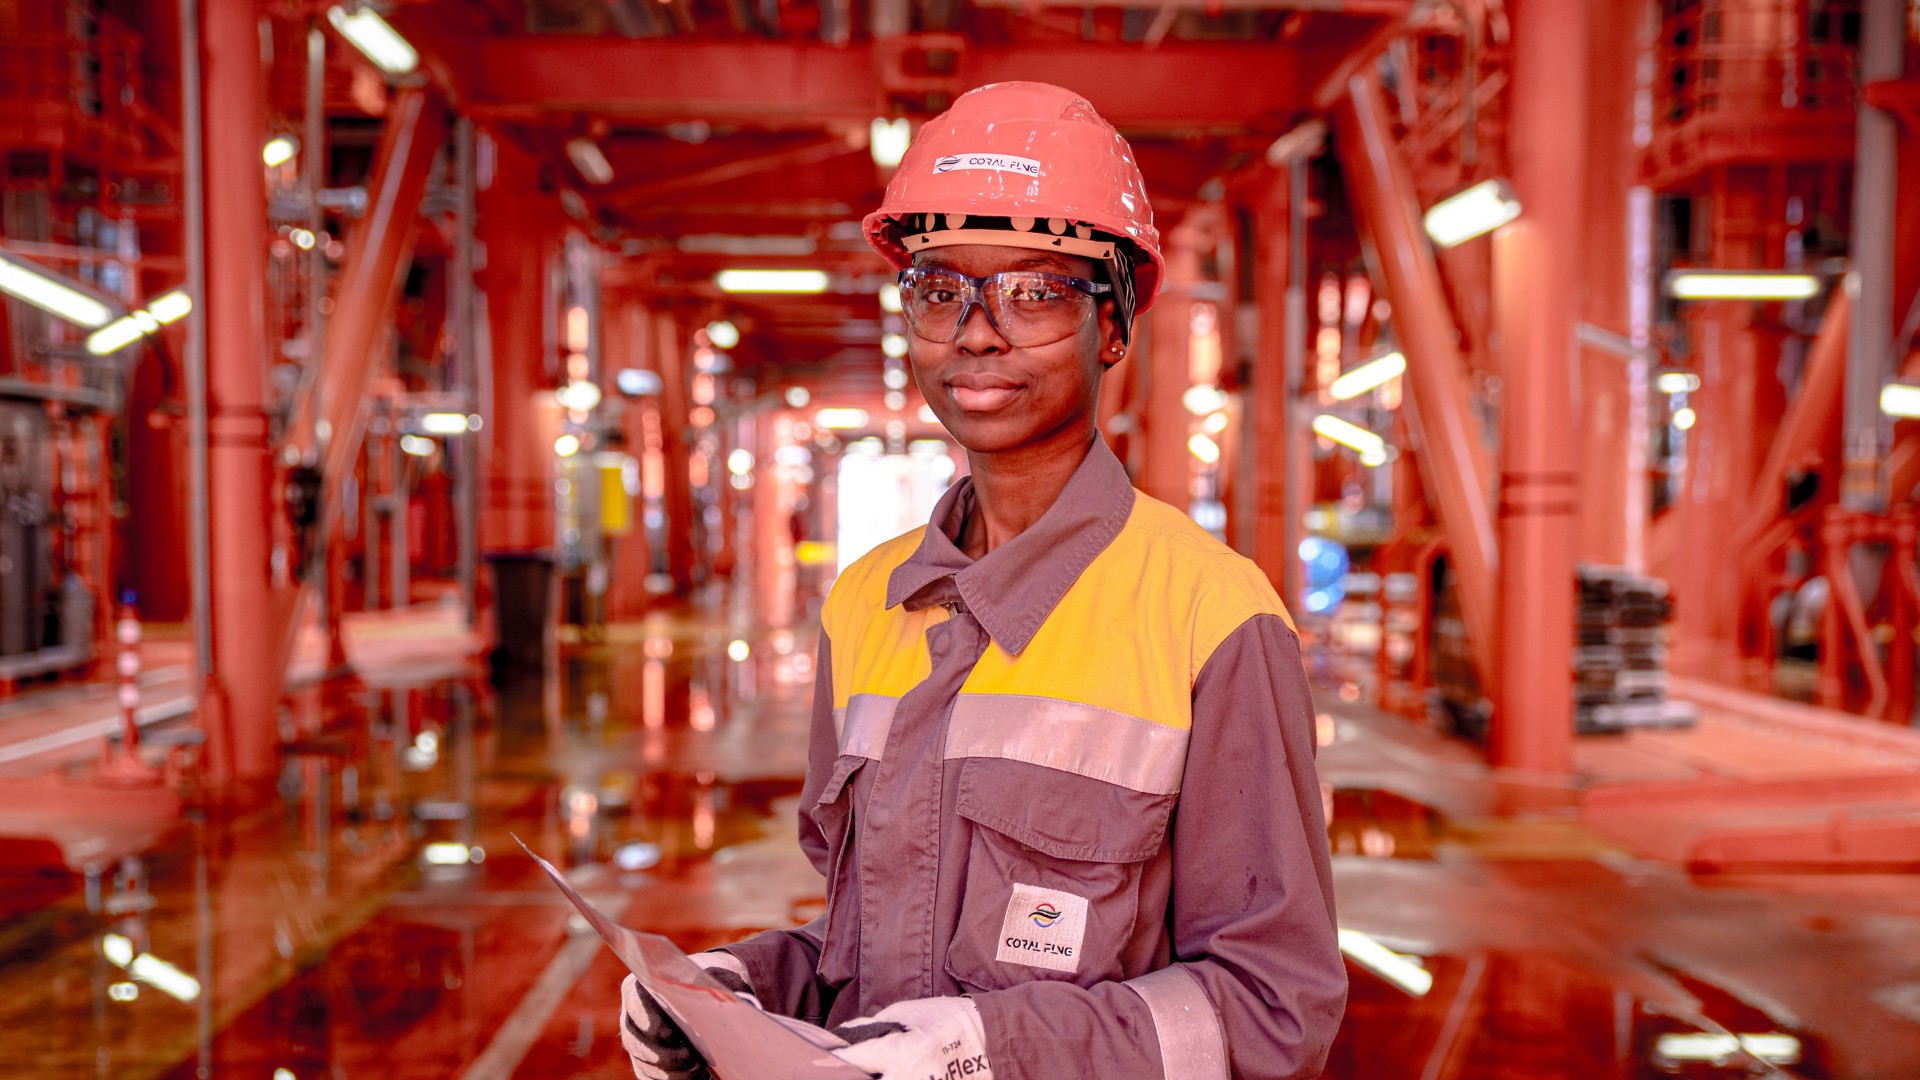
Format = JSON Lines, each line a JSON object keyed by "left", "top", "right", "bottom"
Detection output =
{"left": 621, "top": 81, "right": 1346, "bottom": 1080}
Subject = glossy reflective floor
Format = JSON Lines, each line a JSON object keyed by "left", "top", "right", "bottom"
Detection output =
{"left": 2, "top": 594, "right": 1918, "bottom": 1078}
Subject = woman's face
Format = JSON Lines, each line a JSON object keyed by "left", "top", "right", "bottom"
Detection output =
{"left": 906, "top": 244, "right": 1124, "bottom": 459}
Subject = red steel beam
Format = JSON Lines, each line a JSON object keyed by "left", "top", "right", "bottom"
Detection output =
{"left": 287, "top": 88, "right": 449, "bottom": 504}
{"left": 1334, "top": 68, "right": 1500, "bottom": 690}
{"left": 457, "top": 38, "right": 1305, "bottom": 132}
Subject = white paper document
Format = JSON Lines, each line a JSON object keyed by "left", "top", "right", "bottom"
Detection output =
{"left": 515, "top": 836, "right": 870, "bottom": 1080}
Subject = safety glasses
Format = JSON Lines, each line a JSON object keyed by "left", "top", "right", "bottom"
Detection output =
{"left": 897, "top": 267, "right": 1111, "bottom": 348}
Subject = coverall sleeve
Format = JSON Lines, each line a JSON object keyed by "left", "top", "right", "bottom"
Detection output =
{"left": 969, "top": 614, "right": 1347, "bottom": 1080}
{"left": 711, "top": 632, "right": 844, "bottom": 1025}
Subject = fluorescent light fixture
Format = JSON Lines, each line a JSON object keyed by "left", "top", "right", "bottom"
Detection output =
{"left": 554, "top": 434, "right": 581, "bottom": 458}
{"left": 86, "top": 316, "right": 148, "bottom": 355}
{"left": 129, "top": 953, "right": 202, "bottom": 1002}
{"left": 785, "top": 386, "right": 811, "bottom": 408}
{"left": 1329, "top": 351, "right": 1407, "bottom": 401}
{"left": 1673, "top": 406, "right": 1697, "bottom": 431}
{"left": 148, "top": 289, "right": 191, "bottom": 324}
{"left": 617, "top": 368, "right": 663, "bottom": 396}
{"left": 1881, "top": 382, "right": 1920, "bottom": 419}
{"left": 870, "top": 117, "right": 912, "bottom": 168}
{"left": 882, "top": 333, "right": 909, "bottom": 359}
{"left": 1423, "top": 179, "right": 1521, "bottom": 248}
{"left": 706, "top": 319, "right": 740, "bottom": 349}
{"left": 1666, "top": 271, "right": 1820, "bottom": 301}
{"left": 101, "top": 933, "right": 200, "bottom": 1002}
{"left": 419, "top": 412, "right": 471, "bottom": 435}
{"left": 399, "top": 434, "right": 435, "bottom": 457}
{"left": 565, "top": 137, "right": 614, "bottom": 185}
{"left": 1337, "top": 928, "right": 1432, "bottom": 997}
{"left": 815, "top": 407, "right": 869, "bottom": 430}
{"left": 1313, "top": 414, "right": 1387, "bottom": 457}
{"left": 715, "top": 269, "right": 830, "bottom": 294}
{"left": 262, "top": 135, "right": 297, "bottom": 167}
{"left": 1182, "top": 385, "right": 1229, "bottom": 415}
{"left": 554, "top": 380, "right": 603, "bottom": 412}
{"left": 0, "top": 251, "right": 114, "bottom": 328}
{"left": 1188, "top": 433, "right": 1221, "bottom": 464}
{"left": 421, "top": 842, "right": 479, "bottom": 866}
{"left": 677, "top": 234, "right": 817, "bottom": 257}
{"left": 327, "top": 5, "right": 418, "bottom": 75}
{"left": 1652, "top": 1032, "right": 1800, "bottom": 1066}
{"left": 1655, "top": 371, "right": 1700, "bottom": 394}
{"left": 879, "top": 283, "right": 903, "bottom": 314}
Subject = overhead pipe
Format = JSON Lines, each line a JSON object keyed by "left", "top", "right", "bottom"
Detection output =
{"left": 1334, "top": 68, "right": 1500, "bottom": 689}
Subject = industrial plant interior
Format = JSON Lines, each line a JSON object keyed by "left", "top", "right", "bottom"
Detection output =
{"left": 4, "top": 0, "right": 1920, "bottom": 1077}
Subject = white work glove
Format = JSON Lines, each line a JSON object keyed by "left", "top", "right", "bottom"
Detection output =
{"left": 618, "top": 951, "right": 760, "bottom": 1080}
{"left": 829, "top": 996, "right": 994, "bottom": 1080}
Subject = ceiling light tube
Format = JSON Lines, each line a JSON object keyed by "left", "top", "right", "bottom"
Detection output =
{"left": 715, "top": 269, "right": 831, "bottom": 294}
{"left": 1654, "top": 370, "right": 1700, "bottom": 394}
{"left": 1312, "top": 414, "right": 1387, "bottom": 457}
{"left": 814, "top": 407, "right": 870, "bottom": 430}
{"left": 1337, "top": 928, "right": 1432, "bottom": 997}
{"left": 326, "top": 5, "right": 418, "bottom": 75}
{"left": 86, "top": 317, "right": 148, "bottom": 355}
{"left": 147, "top": 289, "right": 192, "bottom": 324}
{"left": 565, "top": 137, "right": 614, "bottom": 185}
{"left": 1328, "top": 351, "right": 1407, "bottom": 401}
{"left": 870, "top": 117, "right": 912, "bottom": 168}
{"left": 1665, "top": 271, "right": 1821, "bottom": 301}
{"left": 1422, "top": 179, "right": 1521, "bottom": 248}
{"left": 1880, "top": 383, "right": 1920, "bottom": 419}
{"left": 0, "top": 251, "right": 115, "bottom": 328}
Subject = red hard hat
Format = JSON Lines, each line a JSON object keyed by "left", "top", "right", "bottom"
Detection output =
{"left": 863, "top": 81, "right": 1164, "bottom": 316}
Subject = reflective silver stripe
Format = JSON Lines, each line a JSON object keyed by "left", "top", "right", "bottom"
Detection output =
{"left": 944, "top": 694, "right": 1187, "bottom": 795}
{"left": 832, "top": 693, "right": 899, "bottom": 759}
{"left": 1126, "top": 966, "right": 1228, "bottom": 1080}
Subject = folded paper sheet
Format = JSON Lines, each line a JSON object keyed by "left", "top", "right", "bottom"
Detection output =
{"left": 516, "top": 836, "right": 870, "bottom": 1080}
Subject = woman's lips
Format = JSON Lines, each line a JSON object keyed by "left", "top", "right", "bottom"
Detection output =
{"left": 947, "top": 373, "right": 1022, "bottom": 412}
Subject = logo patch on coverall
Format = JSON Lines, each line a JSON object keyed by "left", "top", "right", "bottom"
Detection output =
{"left": 995, "top": 883, "right": 1087, "bottom": 973}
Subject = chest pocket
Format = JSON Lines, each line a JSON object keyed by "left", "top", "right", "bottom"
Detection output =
{"left": 944, "top": 757, "right": 1175, "bottom": 992}
{"left": 812, "top": 755, "right": 866, "bottom": 987}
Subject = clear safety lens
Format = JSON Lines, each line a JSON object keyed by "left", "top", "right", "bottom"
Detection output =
{"left": 900, "top": 268, "right": 1103, "bottom": 347}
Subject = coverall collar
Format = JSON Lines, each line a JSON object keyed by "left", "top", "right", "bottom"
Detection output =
{"left": 885, "top": 436, "right": 1136, "bottom": 655}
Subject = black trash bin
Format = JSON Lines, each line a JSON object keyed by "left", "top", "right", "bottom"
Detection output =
{"left": 485, "top": 550, "right": 555, "bottom": 678}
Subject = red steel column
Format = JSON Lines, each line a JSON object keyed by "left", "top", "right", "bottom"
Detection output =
{"left": 653, "top": 309, "right": 695, "bottom": 591}
{"left": 1490, "top": 0, "right": 1585, "bottom": 772}
{"left": 1250, "top": 190, "right": 1294, "bottom": 593}
{"left": 200, "top": 0, "right": 285, "bottom": 781}
{"left": 1672, "top": 169, "right": 1785, "bottom": 678}
{"left": 476, "top": 132, "right": 558, "bottom": 557}
{"left": 1577, "top": 0, "right": 1639, "bottom": 567}
{"left": 1138, "top": 228, "right": 1198, "bottom": 508}
{"left": 1335, "top": 71, "right": 1500, "bottom": 689}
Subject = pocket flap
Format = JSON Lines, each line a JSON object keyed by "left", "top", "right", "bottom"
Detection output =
{"left": 956, "top": 758, "right": 1173, "bottom": 863}
{"left": 815, "top": 755, "right": 865, "bottom": 808}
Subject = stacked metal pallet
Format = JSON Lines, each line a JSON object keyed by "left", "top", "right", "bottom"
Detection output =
{"left": 1574, "top": 565, "right": 1698, "bottom": 733}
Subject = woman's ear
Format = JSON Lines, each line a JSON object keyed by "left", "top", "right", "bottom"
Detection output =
{"left": 1095, "top": 298, "right": 1128, "bottom": 369}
